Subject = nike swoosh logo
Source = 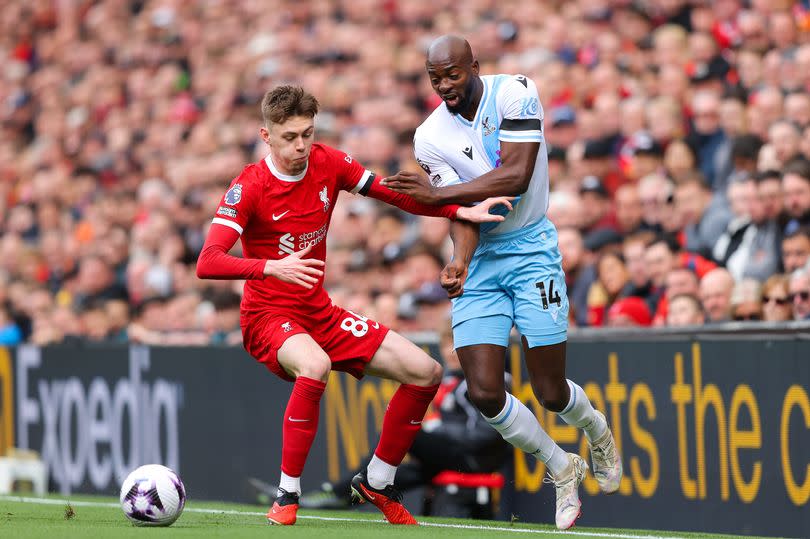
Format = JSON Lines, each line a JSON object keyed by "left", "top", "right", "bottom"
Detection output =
{"left": 360, "top": 485, "right": 376, "bottom": 501}
{"left": 288, "top": 417, "right": 309, "bottom": 422}
{"left": 272, "top": 211, "right": 290, "bottom": 221}
{"left": 410, "top": 420, "right": 422, "bottom": 425}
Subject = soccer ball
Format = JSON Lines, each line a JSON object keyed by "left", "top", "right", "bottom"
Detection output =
{"left": 120, "top": 464, "right": 186, "bottom": 526}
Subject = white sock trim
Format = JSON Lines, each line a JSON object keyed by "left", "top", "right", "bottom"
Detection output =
{"left": 278, "top": 471, "right": 301, "bottom": 496}
{"left": 558, "top": 379, "right": 607, "bottom": 442}
{"left": 367, "top": 454, "right": 397, "bottom": 489}
{"left": 484, "top": 393, "right": 518, "bottom": 428}
{"left": 560, "top": 380, "right": 577, "bottom": 415}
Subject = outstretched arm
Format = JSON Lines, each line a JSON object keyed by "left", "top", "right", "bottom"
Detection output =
{"left": 365, "top": 175, "right": 513, "bottom": 223}
{"left": 382, "top": 139, "right": 540, "bottom": 205}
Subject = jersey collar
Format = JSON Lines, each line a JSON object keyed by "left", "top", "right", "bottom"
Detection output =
{"left": 452, "top": 77, "right": 489, "bottom": 130}
{"left": 264, "top": 154, "right": 307, "bottom": 182}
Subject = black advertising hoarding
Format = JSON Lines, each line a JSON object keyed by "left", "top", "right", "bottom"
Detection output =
{"left": 3, "top": 330, "right": 810, "bottom": 537}
{"left": 502, "top": 337, "right": 810, "bottom": 537}
{"left": 9, "top": 344, "right": 308, "bottom": 502}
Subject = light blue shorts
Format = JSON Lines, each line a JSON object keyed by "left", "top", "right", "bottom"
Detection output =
{"left": 452, "top": 218, "right": 569, "bottom": 349}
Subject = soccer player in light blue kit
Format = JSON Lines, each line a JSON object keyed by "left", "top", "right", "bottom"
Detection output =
{"left": 383, "top": 36, "right": 623, "bottom": 530}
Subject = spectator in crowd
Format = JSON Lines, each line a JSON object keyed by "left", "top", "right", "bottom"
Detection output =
{"left": 2, "top": 0, "right": 810, "bottom": 343}
{"left": 789, "top": 269, "right": 810, "bottom": 321}
{"left": 769, "top": 120, "right": 803, "bottom": 167}
{"left": 699, "top": 268, "right": 735, "bottom": 323}
{"left": 757, "top": 169, "right": 785, "bottom": 225}
{"left": 637, "top": 173, "right": 674, "bottom": 233}
{"left": 547, "top": 191, "right": 585, "bottom": 230}
{"left": 730, "top": 279, "right": 764, "bottom": 322}
{"left": 720, "top": 174, "right": 781, "bottom": 282}
{"left": 686, "top": 91, "right": 729, "bottom": 189}
{"left": 613, "top": 184, "right": 643, "bottom": 236}
{"left": 622, "top": 232, "right": 653, "bottom": 298}
{"left": 643, "top": 235, "right": 679, "bottom": 313}
{"left": 629, "top": 134, "right": 666, "bottom": 184}
{"left": 654, "top": 267, "right": 701, "bottom": 326}
{"left": 606, "top": 297, "right": 652, "bottom": 328}
{"left": 579, "top": 176, "right": 616, "bottom": 233}
{"left": 558, "top": 227, "right": 595, "bottom": 328}
{"left": 784, "top": 93, "right": 810, "bottom": 129}
{"left": 724, "top": 134, "right": 762, "bottom": 191}
{"left": 676, "top": 176, "right": 731, "bottom": 258}
{"left": 761, "top": 274, "right": 793, "bottom": 323}
{"left": 663, "top": 140, "right": 698, "bottom": 186}
{"left": 666, "top": 294, "right": 705, "bottom": 327}
{"left": 782, "top": 227, "right": 810, "bottom": 273}
{"left": 783, "top": 160, "right": 810, "bottom": 232}
{"left": 586, "top": 252, "right": 631, "bottom": 327}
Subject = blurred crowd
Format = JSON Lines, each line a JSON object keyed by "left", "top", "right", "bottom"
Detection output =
{"left": 1, "top": 0, "right": 810, "bottom": 346}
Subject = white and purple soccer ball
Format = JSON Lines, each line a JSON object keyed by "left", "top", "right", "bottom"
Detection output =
{"left": 120, "top": 464, "right": 186, "bottom": 526}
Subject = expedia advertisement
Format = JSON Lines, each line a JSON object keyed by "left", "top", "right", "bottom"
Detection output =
{"left": 3, "top": 331, "right": 809, "bottom": 537}
{"left": 9, "top": 344, "right": 304, "bottom": 503}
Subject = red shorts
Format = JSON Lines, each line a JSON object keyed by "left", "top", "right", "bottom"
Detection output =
{"left": 241, "top": 303, "right": 389, "bottom": 382}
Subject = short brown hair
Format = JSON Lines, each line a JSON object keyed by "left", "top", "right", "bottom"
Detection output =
{"left": 261, "top": 85, "right": 319, "bottom": 126}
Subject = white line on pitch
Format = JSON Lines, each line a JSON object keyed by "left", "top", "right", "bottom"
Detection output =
{"left": 0, "top": 495, "right": 688, "bottom": 539}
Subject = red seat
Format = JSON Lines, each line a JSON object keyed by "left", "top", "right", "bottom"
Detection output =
{"left": 431, "top": 471, "right": 505, "bottom": 489}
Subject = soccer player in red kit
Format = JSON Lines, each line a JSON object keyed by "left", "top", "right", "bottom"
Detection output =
{"left": 196, "top": 85, "right": 511, "bottom": 526}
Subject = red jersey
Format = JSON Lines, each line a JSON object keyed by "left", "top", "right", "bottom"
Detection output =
{"left": 196, "top": 143, "right": 460, "bottom": 318}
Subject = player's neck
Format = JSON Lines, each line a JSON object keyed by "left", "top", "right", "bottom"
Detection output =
{"left": 460, "top": 78, "right": 484, "bottom": 122}
{"left": 265, "top": 153, "right": 308, "bottom": 182}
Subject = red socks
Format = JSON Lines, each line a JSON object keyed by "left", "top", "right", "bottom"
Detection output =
{"left": 374, "top": 383, "right": 440, "bottom": 465}
{"left": 281, "top": 377, "right": 326, "bottom": 477}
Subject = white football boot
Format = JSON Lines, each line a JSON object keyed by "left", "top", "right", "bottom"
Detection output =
{"left": 588, "top": 410, "right": 623, "bottom": 494}
{"left": 546, "top": 453, "right": 588, "bottom": 530}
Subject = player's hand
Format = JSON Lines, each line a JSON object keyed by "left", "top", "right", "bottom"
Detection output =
{"left": 455, "top": 197, "right": 514, "bottom": 223}
{"left": 264, "top": 244, "right": 325, "bottom": 289}
{"left": 440, "top": 259, "right": 468, "bottom": 299}
{"left": 381, "top": 170, "right": 438, "bottom": 204}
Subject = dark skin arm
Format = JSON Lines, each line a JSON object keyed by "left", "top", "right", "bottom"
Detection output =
{"left": 440, "top": 220, "right": 479, "bottom": 298}
{"left": 383, "top": 140, "right": 540, "bottom": 205}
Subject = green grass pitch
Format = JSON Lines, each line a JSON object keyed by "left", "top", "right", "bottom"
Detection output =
{"left": 0, "top": 495, "right": 784, "bottom": 539}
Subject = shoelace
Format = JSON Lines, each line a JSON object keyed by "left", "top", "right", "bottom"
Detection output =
{"left": 543, "top": 472, "right": 577, "bottom": 511}
{"left": 591, "top": 439, "right": 617, "bottom": 472}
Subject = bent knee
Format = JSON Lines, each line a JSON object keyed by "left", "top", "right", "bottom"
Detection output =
{"left": 533, "top": 378, "right": 569, "bottom": 412}
{"left": 467, "top": 386, "right": 507, "bottom": 418}
{"left": 409, "top": 358, "right": 442, "bottom": 387}
{"left": 538, "top": 395, "right": 567, "bottom": 413}
{"left": 294, "top": 353, "right": 332, "bottom": 382}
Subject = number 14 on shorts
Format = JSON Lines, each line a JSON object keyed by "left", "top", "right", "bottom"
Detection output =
{"left": 535, "top": 280, "right": 562, "bottom": 310}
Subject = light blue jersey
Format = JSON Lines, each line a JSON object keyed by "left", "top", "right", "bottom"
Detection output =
{"left": 414, "top": 74, "right": 568, "bottom": 347}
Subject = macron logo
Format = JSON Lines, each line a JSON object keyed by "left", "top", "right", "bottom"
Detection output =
{"left": 278, "top": 233, "right": 295, "bottom": 255}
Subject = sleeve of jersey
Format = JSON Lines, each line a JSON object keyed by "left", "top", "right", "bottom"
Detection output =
{"left": 331, "top": 144, "right": 461, "bottom": 218}
{"left": 196, "top": 223, "right": 266, "bottom": 280}
{"left": 498, "top": 75, "right": 544, "bottom": 144}
{"left": 365, "top": 175, "right": 460, "bottom": 219}
{"left": 414, "top": 133, "right": 462, "bottom": 187}
{"left": 197, "top": 176, "right": 265, "bottom": 280}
